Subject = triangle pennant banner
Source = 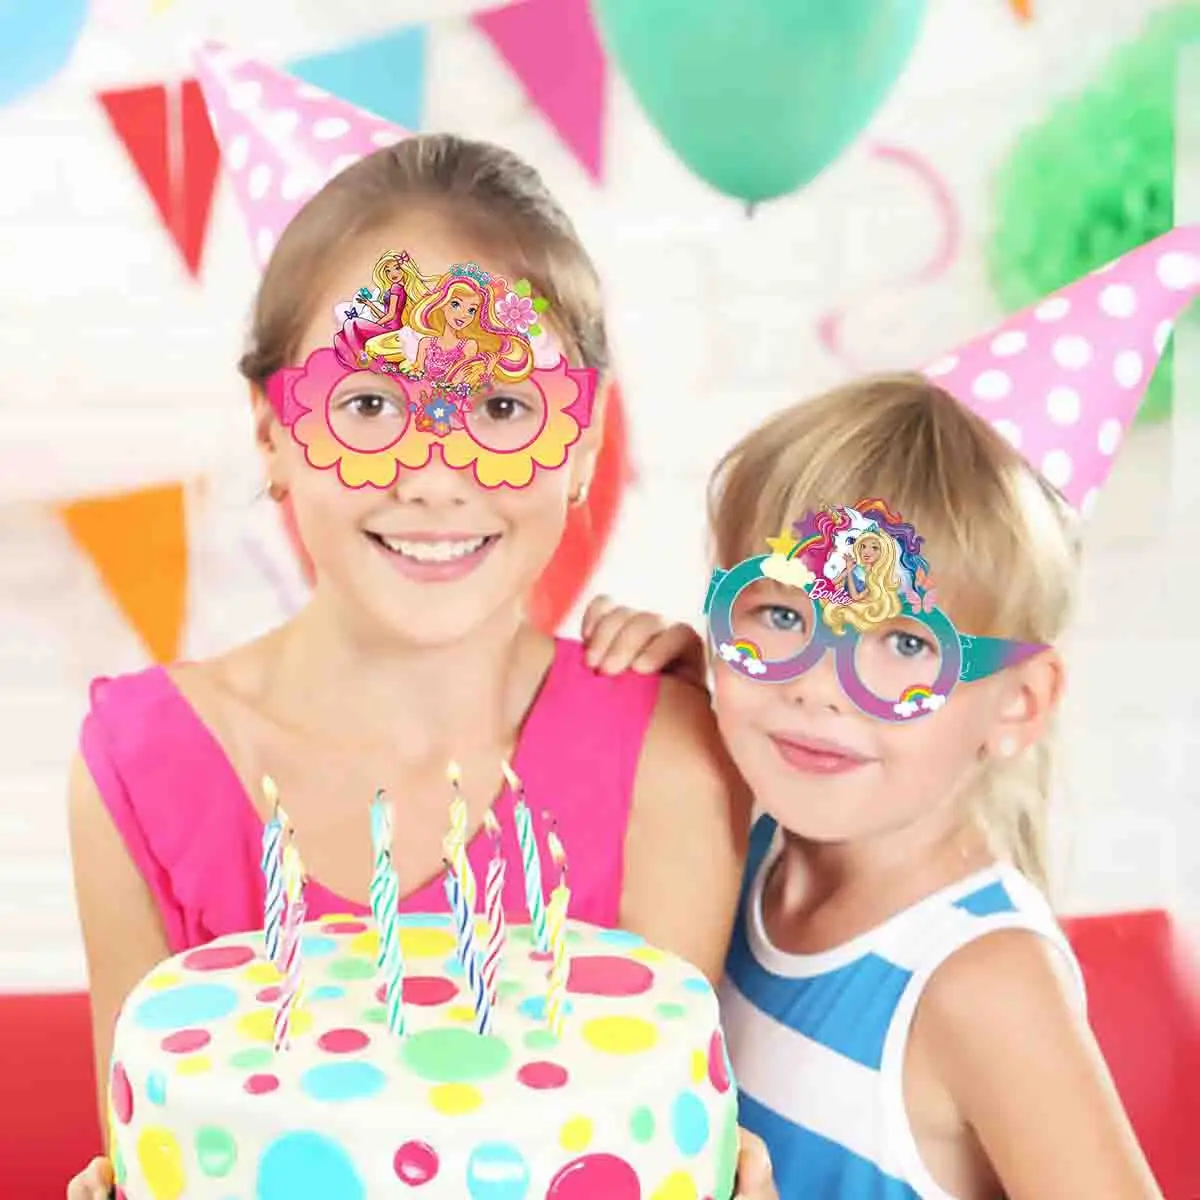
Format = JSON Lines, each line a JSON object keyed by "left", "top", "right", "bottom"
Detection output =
{"left": 59, "top": 483, "right": 189, "bottom": 664}
{"left": 98, "top": 79, "right": 220, "bottom": 279}
{"left": 473, "top": 0, "right": 607, "bottom": 182}
{"left": 290, "top": 25, "right": 428, "bottom": 132}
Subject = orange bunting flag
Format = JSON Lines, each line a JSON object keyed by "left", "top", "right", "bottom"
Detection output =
{"left": 1009, "top": 0, "right": 1033, "bottom": 19}
{"left": 58, "top": 483, "right": 189, "bottom": 663}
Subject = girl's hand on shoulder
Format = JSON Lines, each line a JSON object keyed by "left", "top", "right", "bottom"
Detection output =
{"left": 734, "top": 1128, "right": 777, "bottom": 1200}
{"left": 581, "top": 595, "right": 707, "bottom": 688}
{"left": 66, "top": 1156, "right": 112, "bottom": 1199}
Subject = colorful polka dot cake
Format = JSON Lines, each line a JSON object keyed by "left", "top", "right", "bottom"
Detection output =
{"left": 107, "top": 914, "right": 739, "bottom": 1199}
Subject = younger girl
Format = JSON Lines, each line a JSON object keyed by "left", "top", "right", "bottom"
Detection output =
{"left": 586, "top": 374, "right": 1162, "bottom": 1198}
{"left": 66, "top": 119, "right": 772, "bottom": 1197}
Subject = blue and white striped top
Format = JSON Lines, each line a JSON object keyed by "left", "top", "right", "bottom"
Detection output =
{"left": 720, "top": 816, "right": 1085, "bottom": 1199}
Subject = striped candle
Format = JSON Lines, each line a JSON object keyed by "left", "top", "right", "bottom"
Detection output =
{"left": 273, "top": 895, "right": 306, "bottom": 1051}
{"left": 260, "top": 776, "right": 286, "bottom": 967}
{"left": 444, "top": 862, "right": 491, "bottom": 1035}
{"left": 544, "top": 884, "right": 569, "bottom": 1039}
{"left": 384, "top": 933, "right": 406, "bottom": 1036}
{"left": 444, "top": 762, "right": 477, "bottom": 914}
{"left": 481, "top": 810, "right": 506, "bottom": 1015}
{"left": 369, "top": 792, "right": 405, "bottom": 1036}
{"left": 368, "top": 793, "right": 398, "bottom": 970}
{"left": 274, "top": 845, "right": 306, "bottom": 1052}
{"left": 543, "top": 827, "right": 570, "bottom": 1036}
{"left": 503, "top": 761, "right": 547, "bottom": 952}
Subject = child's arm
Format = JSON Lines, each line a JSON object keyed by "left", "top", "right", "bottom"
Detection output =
{"left": 581, "top": 595, "right": 707, "bottom": 686}
{"left": 618, "top": 674, "right": 751, "bottom": 984}
{"left": 67, "top": 752, "right": 173, "bottom": 1134}
{"left": 916, "top": 929, "right": 1162, "bottom": 1198}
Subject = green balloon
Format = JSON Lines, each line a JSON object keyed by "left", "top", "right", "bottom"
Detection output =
{"left": 590, "top": 0, "right": 927, "bottom": 204}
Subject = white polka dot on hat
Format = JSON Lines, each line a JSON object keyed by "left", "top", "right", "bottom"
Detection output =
{"left": 192, "top": 41, "right": 413, "bottom": 270}
{"left": 923, "top": 226, "right": 1200, "bottom": 511}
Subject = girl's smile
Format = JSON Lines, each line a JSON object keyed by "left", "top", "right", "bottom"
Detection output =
{"left": 769, "top": 731, "right": 876, "bottom": 776}
{"left": 364, "top": 528, "right": 501, "bottom": 582}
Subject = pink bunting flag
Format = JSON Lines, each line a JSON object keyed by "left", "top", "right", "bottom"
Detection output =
{"left": 472, "top": 0, "right": 607, "bottom": 182}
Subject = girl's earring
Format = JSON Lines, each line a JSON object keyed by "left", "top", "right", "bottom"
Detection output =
{"left": 570, "top": 481, "right": 590, "bottom": 508}
{"left": 267, "top": 481, "right": 287, "bottom": 503}
{"left": 993, "top": 735, "right": 1019, "bottom": 760}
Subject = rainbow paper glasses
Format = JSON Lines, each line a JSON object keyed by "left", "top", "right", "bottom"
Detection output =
{"left": 703, "top": 501, "right": 1046, "bottom": 722}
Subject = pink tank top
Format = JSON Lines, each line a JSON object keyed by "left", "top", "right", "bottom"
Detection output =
{"left": 80, "top": 639, "right": 660, "bottom": 955}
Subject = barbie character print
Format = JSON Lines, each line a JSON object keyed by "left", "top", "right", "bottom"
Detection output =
{"left": 267, "top": 253, "right": 598, "bottom": 490}
{"left": 704, "top": 500, "right": 1046, "bottom": 722}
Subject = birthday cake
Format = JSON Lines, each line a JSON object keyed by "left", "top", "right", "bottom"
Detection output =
{"left": 106, "top": 914, "right": 739, "bottom": 1199}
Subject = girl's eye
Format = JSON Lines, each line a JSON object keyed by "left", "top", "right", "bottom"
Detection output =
{"left": 757, "top": 605, "right": 804, "bottom": 633}
{"left": 340, "top": 393, "right": 393, "bottom": 418}
{"left": 479, "top": 393, "right": 531, "bottom": 422}
{"left": 887, "top": 630, "right": 932, "bottom": 658}
{"left": 450, "top": 300, "right": 460, "bottom": 310}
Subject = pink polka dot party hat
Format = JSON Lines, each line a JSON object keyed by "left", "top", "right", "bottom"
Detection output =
{"left": 192, "top": 41, "right": 411, "bottom": 268}
{"left": 923, "top": 225, "right": 1200, "bottom": 514}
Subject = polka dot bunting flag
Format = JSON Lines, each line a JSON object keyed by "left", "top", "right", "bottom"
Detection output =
{"left": 192, "top": 42, "right": 411, "bottom": 268}
{"left": 924, "top": 225, "right": 1200, "bottom": 513}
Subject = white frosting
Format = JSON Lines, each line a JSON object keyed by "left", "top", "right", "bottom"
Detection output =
{"left": 109, "top": 914, "right": 739, "bottom": 1198}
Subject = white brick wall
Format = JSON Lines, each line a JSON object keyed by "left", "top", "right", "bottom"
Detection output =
{"left": 0, "top": 0, "right": 1194, "bottom": 993}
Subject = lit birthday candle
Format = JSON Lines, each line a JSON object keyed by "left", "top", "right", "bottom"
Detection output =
{"left": 444, "top": 762, "right": 477, "bottom": 914}
{"left": 368, "top": 791, "right": 396, "bottom": 971}
{"left": 543, "top": 827, "right": 570, "bottom": 1039}
{"left": 273, "top": 840, "right": 307, "bottom": 1052}
{"left": 502, "top": 760, "right": 548, "bottom": 952}
{"left": 260, "top": 776, "right": 287, "bottom": 968}
{"left": 369, "top": 790, "right": 405, "bottom": 1035}
{"left": 481, "top": 810, "right": 507, "bottom": 1016}
{"left": 444, "top": 859, "right": 491, "bottom": 1034}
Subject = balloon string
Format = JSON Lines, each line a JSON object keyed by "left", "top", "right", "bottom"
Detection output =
{"left": 816, "top": 140, "right": 962, "bottom": 371}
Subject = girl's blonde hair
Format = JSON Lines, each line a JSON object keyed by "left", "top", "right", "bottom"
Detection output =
{"left": 709, "top": 373, "right": 1082, "bottom": 893}
{"left": 239, "top": 134, "right": 607, "bottom": 385}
